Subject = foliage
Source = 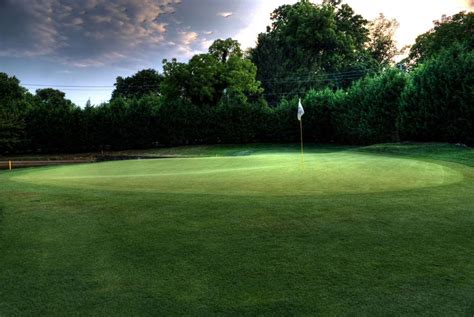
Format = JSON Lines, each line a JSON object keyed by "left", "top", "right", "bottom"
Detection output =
{"left": 303, "top": 88, "right": 344, "bottom": 143}
{"left": 215, "top": 97, "right": 271, "bottom": 144}
{"left": 0, "top": 73, "right": 26, "bottom": 107}
{"left": 0, "top": 73, "right": 30, "bottom": 151}
{"left": 399, "top": 44, "right": 474, "bottom": 145}
{"left": 26, "top": 89, "right": 80, "bottom": 152}
{"left": 0, "top": 111, "right": 25, "bottom": 153}
{"left": 366, "top": 14, "right": 401, "bottom": 67}
{"left": 0, "top": 10, "right": 473, "bottom": 154}
{"left": 250, "top": 0, "right": 382, "bottom": 103}
{"left": 336, "top": 69, "right": 407, "bottom": 144}
{"left": 161, "top": 39, "right": 262, "bottom": 107}
{"left": 404, "top": 11, "right": 474, "bottom": 66}
{"left": 111, "top": 69, "right": 163, "bottom": 100}
{"left": 208, "top": 38, "right": 243, "bottom": 63}
{"left": 156, "top": 98, "right": 209, "bottom": 145}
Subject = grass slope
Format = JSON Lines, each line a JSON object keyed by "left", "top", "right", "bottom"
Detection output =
{"left": 0, "top": 143, "right": 473, "bottom": 315}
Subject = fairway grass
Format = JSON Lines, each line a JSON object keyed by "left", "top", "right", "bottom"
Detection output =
{"left": 0, "top": 144, "right": 473, "bottom": 315}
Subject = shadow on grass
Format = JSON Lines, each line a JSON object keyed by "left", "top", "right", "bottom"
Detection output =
{"left": 132, "top": 143, "right": 356, "bottom": 158}
{"left": 351, "top": 143, "right": 474, "bottom": 167}
{"left": 196, "top": 143, "right": 356, "bottom": 157}
{"left": 147, "top": 143, "right": 473, "bottom": 164}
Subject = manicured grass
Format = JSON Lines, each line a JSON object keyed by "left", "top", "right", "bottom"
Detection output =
{"left": 0, "top": 144, "right": 473, "bottom": 315}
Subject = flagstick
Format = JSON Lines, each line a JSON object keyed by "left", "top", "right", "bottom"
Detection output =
{"left": 299, "top": 119, "right": 304, "bottom": 165}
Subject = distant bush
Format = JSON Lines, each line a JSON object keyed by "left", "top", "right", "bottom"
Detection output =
{"left": 1, "top": 52, "right": 472, "bottom": 154}
{"left": 334, "top": 69, "right": 407, "bottom": 144}
{"left": 399, "top": 44, "right": 474, "bottom": 145}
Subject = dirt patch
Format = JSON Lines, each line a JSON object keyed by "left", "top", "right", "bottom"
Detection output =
{"left": 0, "top": 156, "right": 168, "bottom": 170}
{"left": 0, "top": 160, "right": 94, "bottom": 170}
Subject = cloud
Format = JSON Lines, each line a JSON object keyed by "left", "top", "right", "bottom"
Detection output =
{"left": 217, "top": 12, "right": 233, "bottom": 18}
{"left": 67, "top": 52, "right": 129, "bottom": 68}
{"left": 0, "top": 0, "right": 60, "bottom": 57}
{"left": 0, "top": 0, "right": 181, "bottom": 66}
{"left": 169, "top": 31, "right": 200, "bottom": 58}
{"left": 201, "top": 39, "right": 214, "bottom": 50}
{"left": 0, "top": 0, "right": 257, "bottom": 69}
{"left": 179, "top": 31, "right": 199, "bottom": 46}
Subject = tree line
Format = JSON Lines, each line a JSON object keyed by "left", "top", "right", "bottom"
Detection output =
{"left": 0, "top": 1, "right": 472, "bottom": 154}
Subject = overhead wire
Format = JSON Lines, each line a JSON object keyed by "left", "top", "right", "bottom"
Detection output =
{"left": 20, "top": 68, "right": 377, "bottom": 99}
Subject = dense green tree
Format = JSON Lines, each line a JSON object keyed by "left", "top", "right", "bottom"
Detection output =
{"left": 404, "top": 11, "right": 474, "bottom": 66}
{"left": 209, "top": 38, "right": 243, "bottom": 63}
{"left": 0, "top": 112, "right": 25, "bottom": 153}
{"left": 101, "top": 98, "right": 131, "bottom": 149}
{"left": 80, "top": 101, "right": 99, "bottom": 150}
{"left": 336, "top": 69, "right": 406, "bottom": 144}
{"left": 156, "top": 98, "right": 210, "bottom": 145}
{"left": 221, "top": 55, "right": 263, "bottom": 103}
{"left": 160, "top": 58, "right": 190, "bottom": 102}
{"left": 302, "top": 88, "right": 344, "bottom": 143}
{"left": 112, "top": 69, "right": 163, "bottom": 100}
{"left": 88, "top": 95, "right": 162, "bottom": 150}
{"left": 0, "top": 72, "right": 34, "bottom": 115}
{"left": 161, "top": 39, "right": 262, "bottom": 107}
{"left": 0, "top": 73, "right": 32, "bottom": 152}
{"left": 0, "top": 73, "right": 25, "bottom": 107}
{"left": 161, "top": 55, "right": 222, "bottom": 106}
{"left": 1, "top": 6, "right": 473, "bottom": 153}
{"left": 186, "top": 54, "right": 224, "bottom": 105}
{"left": 125, "top": 96, "right": 161, "bottom": 148}
{"left": 399, "top": 44, "right": 474, "bottom": 145}
{"left": 27, "top": 89, "right": 79, "bottom": 151}
{"left": 34, "top": 89, "right": 74, "bottom": 109}
{"left": 216, "top": 97, "right": 270, "bottom": 144}
{"left": 250, "top": 0, "right": 376, "bottom": 103}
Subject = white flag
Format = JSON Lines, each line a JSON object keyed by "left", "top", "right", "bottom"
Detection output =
{"left": 297, "top": 98, "right": 304, "bottom": 121}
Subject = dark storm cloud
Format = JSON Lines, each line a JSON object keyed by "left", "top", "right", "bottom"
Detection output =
{"left": 0, "top": 0, "right": 183, "bottom": 67}
{"left": 0, "top": 0, "right": 256, "bottom": 68}
{"left": 0, "top": 0, "right": 59, "bottom": 57}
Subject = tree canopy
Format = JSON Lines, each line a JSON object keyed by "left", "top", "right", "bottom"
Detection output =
{"left": 112, "top": 69, "right": 163, "bottom": 100}
{"left": 405, "top": 11, "right": 474, "bottom": 66}
{"left": 366, "top": 14, "right": 401, "bottom": 67}
{"left": 0, "top": 6, "right": 473, "bottom": 154}
{"left": 161, "top": 39, "right": 262, "bottom": 107}
{"left": 250, "top": 0, "right": 390, "bottom": 103}
{"left": 209, "top": 38, "right": 243, "bottom": 63}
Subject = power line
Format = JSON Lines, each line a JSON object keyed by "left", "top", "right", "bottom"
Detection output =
{"left": 258, "top": 68, "right": 375, "bottom": 83}
{"left": 23, "top": 83, "right": 114, "bottom": 88}
{"left": 20, "top": 69, "right": 376, "bottom": 90}
{"left": 262, "top": 74, "right": 368, "bottom": 85}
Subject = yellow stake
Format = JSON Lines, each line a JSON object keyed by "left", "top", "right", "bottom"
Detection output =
{"left": 8, "top": 160, "right": 12, "bottom": 171}
{"left": 299, "top": 119, "right": 304, "bottom": 165}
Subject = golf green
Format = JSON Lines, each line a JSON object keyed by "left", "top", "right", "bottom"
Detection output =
{"left": 0, "top": 144, "right": 473, "bottom": 315}
{"left": 9, "top": 153, "right": 462, "bottom": 195}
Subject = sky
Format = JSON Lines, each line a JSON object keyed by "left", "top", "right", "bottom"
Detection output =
{"left": 0, "top": 0, "right": 472, "bottom": 106}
